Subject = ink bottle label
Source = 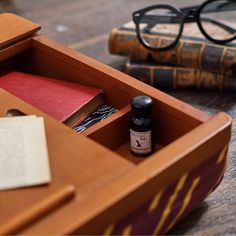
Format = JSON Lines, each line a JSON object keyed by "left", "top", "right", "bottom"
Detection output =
{"left": 130, "top": 129, "right": 152, "bottom": 154}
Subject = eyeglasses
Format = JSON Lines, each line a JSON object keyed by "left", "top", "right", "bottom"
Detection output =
{"left": 132, "top": 0, "right": 236, "bottom": 51}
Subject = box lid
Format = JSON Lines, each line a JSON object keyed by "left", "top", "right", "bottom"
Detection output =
{"left": 0, "top": 13, "right": 40, "bottom": 49}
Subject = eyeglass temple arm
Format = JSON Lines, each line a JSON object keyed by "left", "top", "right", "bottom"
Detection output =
{"left": 181, "top": 3, "right": 236, "bottom": 33}
{"left": 182, "top": 2, "right": 236, "bottom": 34}
{"left": 180, "top": 3, "right": 236, "bottom": 14}
{"left": 140, "top": 14, "right": 236, "bottom": 35}
{"left": 198, "top": 17, "right": 236, "bottom": 34}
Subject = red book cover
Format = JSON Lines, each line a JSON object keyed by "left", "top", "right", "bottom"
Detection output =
{"left": 0, "top": 71, "right": 103, "bottom": 125}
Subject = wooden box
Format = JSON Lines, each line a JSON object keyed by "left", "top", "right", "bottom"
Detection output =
{"left": 0, "top": 13, "right": 232, "bottom": 235}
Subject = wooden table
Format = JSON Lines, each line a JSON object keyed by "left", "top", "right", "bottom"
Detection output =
{"left": 1, "top": 0, "right": 235, "bottom": 234}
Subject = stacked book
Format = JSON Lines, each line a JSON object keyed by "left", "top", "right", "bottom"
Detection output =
{"left": 108, "top": 21, "right": 236, "bottom": 91}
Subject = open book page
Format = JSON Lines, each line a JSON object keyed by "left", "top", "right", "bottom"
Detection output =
{"left": 0, "top": 116, "right": 51, "bottom": 190}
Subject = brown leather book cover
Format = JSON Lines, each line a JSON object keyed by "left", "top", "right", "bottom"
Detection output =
{"left": 109, "top": 22, "right": 236, "bottom": 76}
{"left": 125, "top": 61, "right": 236, "bottom": 91}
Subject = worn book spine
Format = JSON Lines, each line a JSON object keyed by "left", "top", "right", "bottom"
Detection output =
{"left": 125, "top": 61, "right": 236, "bottom": 91}
{"left": 109, "top": 28, "right": 236, "bottom": 76}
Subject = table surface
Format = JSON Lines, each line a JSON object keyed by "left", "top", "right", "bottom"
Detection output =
{"left": 1, "top": 0, "right": 236, "bottom": 235}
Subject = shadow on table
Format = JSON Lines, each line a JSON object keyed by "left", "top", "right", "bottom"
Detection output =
{"left": 167, "top": 202, "right": 209, "bottom": 235}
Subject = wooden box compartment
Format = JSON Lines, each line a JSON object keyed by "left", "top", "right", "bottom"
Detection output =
{"left": 1, "top": 42, "right": 211, "bottom": 164}
{"left": 0, "top": 36, "right": 207, "bottom": 159}
{"left": 0, "top": 14, "right": 232, "bottom": 235}
{"left": 86, "top": 107, "right": 165, "bottom": 165}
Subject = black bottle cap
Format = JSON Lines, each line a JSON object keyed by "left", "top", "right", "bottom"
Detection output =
{"left": 131, "top": 95, "right": 153, "bottom": 117}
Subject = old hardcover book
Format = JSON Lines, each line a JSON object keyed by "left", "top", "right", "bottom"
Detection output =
{"left": 0, "top": 115, "right": 50, "bottom": 190}
{"left": 109, "top": 22, "right": 236, "bottom": 76}
{"left": 0, "top": 71, "right": 103, "bottom": 127}
{"left": 126, "top": 61, "right": 236, "bottom": 91}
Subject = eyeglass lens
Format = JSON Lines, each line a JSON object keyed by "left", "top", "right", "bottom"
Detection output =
{"left": 137, "top": 0, "right": 236, "bottom": 49}
{"left": 138, "top": 8, "right": 182, "bottom": 49}
{"left": 200, "top": 0, "right": 236, "bottom": 42}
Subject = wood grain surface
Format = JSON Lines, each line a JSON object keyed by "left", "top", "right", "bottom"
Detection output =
{"left": 1, "top": 0, "right": 236, "bottom": 235}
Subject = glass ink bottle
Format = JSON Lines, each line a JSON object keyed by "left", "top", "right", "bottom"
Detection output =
{"left": 130, "top": 95, "right": 154, "bottom": 157}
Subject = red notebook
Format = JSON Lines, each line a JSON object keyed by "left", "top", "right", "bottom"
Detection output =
{"left": 0, "top": 71, "right": 103, "bottom": 127}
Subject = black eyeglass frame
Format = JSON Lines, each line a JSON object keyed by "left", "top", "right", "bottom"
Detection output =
{"left": 132, "top": 0, "right": 236, "bottom": 51}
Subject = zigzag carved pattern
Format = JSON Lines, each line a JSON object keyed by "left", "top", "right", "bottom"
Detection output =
{"left": 103, "top": 145, "right": 228, "bottom": 235}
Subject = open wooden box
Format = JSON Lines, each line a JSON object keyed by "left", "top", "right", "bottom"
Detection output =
{"left": 0, "top": 13, "right": 232, "bottom": 235}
